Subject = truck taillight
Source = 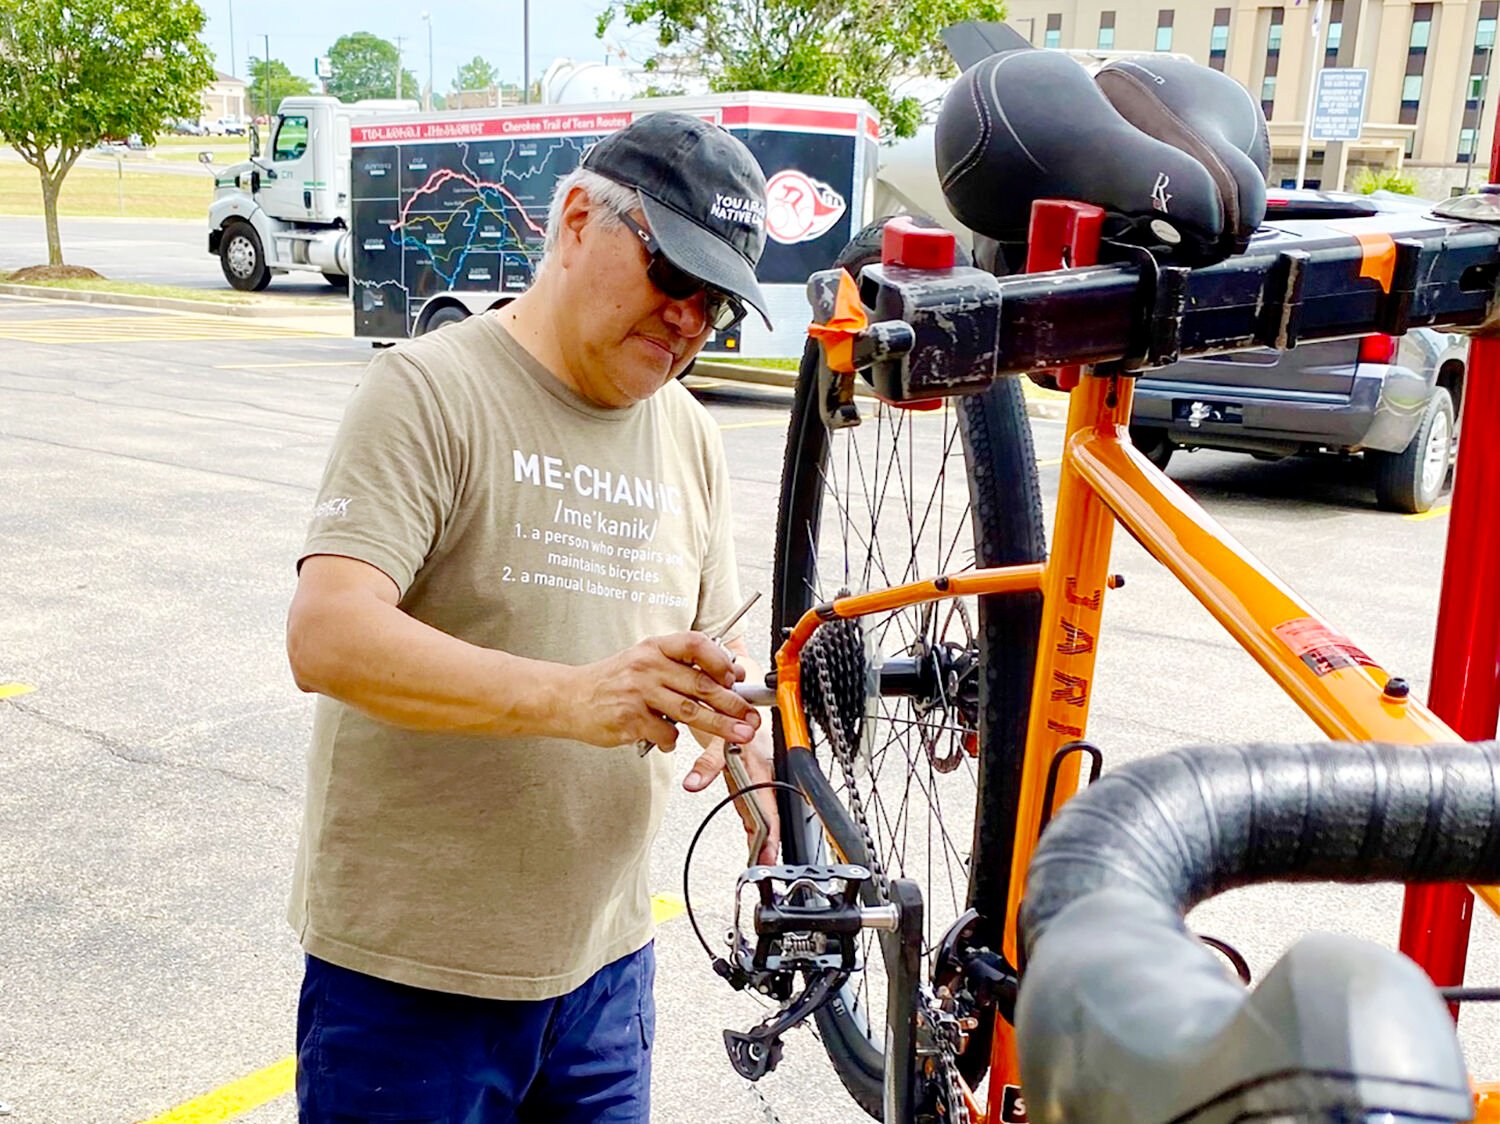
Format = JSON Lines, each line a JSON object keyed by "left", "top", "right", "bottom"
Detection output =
{"left": 1358, "top": 334, "right": 1398, "bottom": 364}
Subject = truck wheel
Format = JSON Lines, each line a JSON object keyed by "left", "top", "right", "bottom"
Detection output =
{"left": 1372, "top": 386, "right": 1454, "bottom": 514}
{"left": 219, "top": 222, "right": 271, "bottom": 292}
{"left": 421, "top": 304, "right": 468, "bottom": 335}
{"left": 1129, "top": 425, "right": 1175, "bottom": 471}
{"left": 322, "top": 272, "right": 349, "bottom": 290}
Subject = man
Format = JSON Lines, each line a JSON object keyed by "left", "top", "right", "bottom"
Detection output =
{"left": 285, "top": 113, "right": 779, "bottom": 1123}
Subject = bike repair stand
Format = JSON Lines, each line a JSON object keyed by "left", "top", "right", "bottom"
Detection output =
{"left": 1397, "top": 140, "right": 1500, "bottom": 1025}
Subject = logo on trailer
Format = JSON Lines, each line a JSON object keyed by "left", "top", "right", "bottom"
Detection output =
{"left": 765, "top": 169, "right": 847, "bottom": 244}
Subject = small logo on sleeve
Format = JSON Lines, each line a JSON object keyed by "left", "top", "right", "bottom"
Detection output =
{"left": 312, "top": 497, "right": 353, "bottom": 519}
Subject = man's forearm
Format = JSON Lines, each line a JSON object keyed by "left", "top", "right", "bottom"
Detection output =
{"left": 288, "top": 588, "right": 574, "bottom": 737}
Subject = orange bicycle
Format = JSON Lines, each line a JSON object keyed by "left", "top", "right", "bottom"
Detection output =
{"left": 691, "top": 35, "right": 1500, "bottom": 1124}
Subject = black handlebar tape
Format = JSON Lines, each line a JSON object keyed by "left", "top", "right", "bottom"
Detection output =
{"left": 1015, "top": 741, "right": 1500, "bottom": 1124}
{"left": 1021, "top": 741, "right": 1500, "bottom": 948}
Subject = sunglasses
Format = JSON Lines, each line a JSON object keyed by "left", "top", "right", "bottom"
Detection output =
{"left": 616, "top": 211, "right": 747, "bottom": 332}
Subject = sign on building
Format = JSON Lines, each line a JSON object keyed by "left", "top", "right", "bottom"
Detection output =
{"left": 314, "top": 55, "right": 333, "bottom": 79}
{"left": 1311, "top": 68, "right": 1369, "bottom": 142}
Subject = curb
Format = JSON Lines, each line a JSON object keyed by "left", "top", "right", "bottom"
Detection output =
{"left": 691, "top": 360, "right": 1069, "bottom": 421}
{"left": 0, "top": 282, "right": 346, "bottom": 319}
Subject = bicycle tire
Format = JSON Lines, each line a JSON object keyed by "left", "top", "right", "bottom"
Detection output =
{"left": 770, "top": 217, "right": 1046, "bottom": 1118}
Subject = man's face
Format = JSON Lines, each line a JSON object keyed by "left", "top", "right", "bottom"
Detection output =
{"left": 557, "top": 195, "right": 720, "bottom": 408}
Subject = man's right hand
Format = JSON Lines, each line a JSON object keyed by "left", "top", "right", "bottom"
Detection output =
{"left": 571, "top": 632, "right": 760, "bottom": 751}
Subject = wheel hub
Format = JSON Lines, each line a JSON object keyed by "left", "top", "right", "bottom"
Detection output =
{"left": 226, "top": 236, "right": 255, "bottom": 278}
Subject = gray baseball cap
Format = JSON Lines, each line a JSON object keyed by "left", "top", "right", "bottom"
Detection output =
{"left": 584, "top": 113, "right": 772, "bottom": 329}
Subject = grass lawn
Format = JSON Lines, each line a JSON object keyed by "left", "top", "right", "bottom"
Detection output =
{"left": 712, "top": 355, "right": 1068, "bottom": 403}
{"left": 0, "top": 160, "right": 212, "bottom": 220}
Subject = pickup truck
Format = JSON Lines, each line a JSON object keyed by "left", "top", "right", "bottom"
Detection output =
{"left": 1129, "top": 190, "right": 1465, "bottom": 513}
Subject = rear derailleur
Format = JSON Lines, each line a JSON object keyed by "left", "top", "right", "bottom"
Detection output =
{"left": 713, "top": 862, "right": 896, "bottom": 1080}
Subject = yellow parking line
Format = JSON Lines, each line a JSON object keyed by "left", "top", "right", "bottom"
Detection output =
{"left": 0, "top": 682, "right": 36, "bottom": 699}
{"left": 139, "top": 1057, "right": 294, "bottom": 1124}
{"left": 1406, "top": 504, "right": 1451, "bottom": 522}
{"left": 140, "top": 893, "right": 690, "bottom": 1123}
{"left": 719, "top": 419, "right": 786, "bottom": 431}
{"left": 0, "top": 316, "right": 331, "bottom": 343}
{"left": 213, "top": 361, "right": 366, "bottom": 370}
{"left": 651, "top": 891, "right": 686, "bottom": 923}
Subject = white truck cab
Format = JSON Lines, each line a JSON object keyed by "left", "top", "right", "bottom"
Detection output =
{"left": 207, "top": 96, "right": 418, "bottom": 290}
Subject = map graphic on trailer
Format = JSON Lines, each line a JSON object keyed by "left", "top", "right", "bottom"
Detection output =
{"left": 351, "top": 135, "right": 598, "bottom": 338}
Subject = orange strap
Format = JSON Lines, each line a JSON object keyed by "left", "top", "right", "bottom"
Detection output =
{"left": 807, "top": 269, "right": 869, "bottom": 373}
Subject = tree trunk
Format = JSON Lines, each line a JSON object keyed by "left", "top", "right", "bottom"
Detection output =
{"left": 40, "top": 169, "right": 63, "bottom": 266}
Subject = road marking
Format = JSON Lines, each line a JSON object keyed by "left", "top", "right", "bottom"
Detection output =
{"left": 652, "top": 891, "right": 687, "bottom": 923}
{"left": 1405, "top": 504, "right": 1450, "bottom": 522}
{"left": 139, "top": 1057, "right": 294, "bottom": 1124}
{"left": 0, "top": 315, "right": 332, "bottom": 344}
{"left": 213, "top": 361, "right": 365, "bottom": 370}
{"left": 0, "top": 682, "right": 36, "bottom": 699}
{"left": 719, "top": 419, "right": 786, "bottom": 431}
{"left": 141, "top": 892, "right": 690, "bottom": 1123}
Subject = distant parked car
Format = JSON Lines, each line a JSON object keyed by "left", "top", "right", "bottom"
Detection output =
{"left": 213, "top": 117, "right": 246, "bottom": 135}
{"left": 1129, "top": 189, "right": 1465, "bottom": 514}
{"left": 169, "top": 119, "right": 208, "bottom": 136}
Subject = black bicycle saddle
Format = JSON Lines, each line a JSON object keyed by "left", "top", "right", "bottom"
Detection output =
{"left": 1095, "top": 55, "right": 1270, "bottom": 249}
{"left": 935, "top": 48, "right": 1269, "bottom": 265}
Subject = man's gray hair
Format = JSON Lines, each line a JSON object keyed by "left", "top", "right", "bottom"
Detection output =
{"left": 541, "top": 167, "right": 639, "bottom": 258}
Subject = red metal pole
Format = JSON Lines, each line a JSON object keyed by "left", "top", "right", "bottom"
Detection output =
{"left": 1396, "top": 141, "right": 1500, "bottom": 1006}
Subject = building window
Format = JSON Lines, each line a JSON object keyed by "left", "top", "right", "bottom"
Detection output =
{"left": 1409, "top": 4, "right": 1432, "bottom": 50}
{"left": 1261, "top": 74, "right": 1277, "bottom": 113}
{"left": 1268, "top": 7, "right": 1284, "bottom": 53}
{"left": 1325, "top": 0, "right": 1344, "bottom": 65}
{"left": 1097, "top": 10, "right": 1115, "bottom": 49}
{"left": 1480, "top": 16, "right": 1497, "bottom": 49}
{"left": 1044, "top": 12, "right": 1062, "bottom": 48}
{"left": 1210, "top": 7, "right": 1230, "bottom": 69}
{"left": 1156, "top": 10, "right": 1174, "bottom": 51}
{"left": 1460, "top": 126, "right": 1480, "bottom": 162}
{"left": 1402, "top": 74, "right": 1424, "bottom": 103}
{"left": 1472, "top": 75, "right": 1486, "bottom": 100}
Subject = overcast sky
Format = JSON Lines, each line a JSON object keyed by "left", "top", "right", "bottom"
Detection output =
{"left": 200, "top": 0, "right": 658, "bottom": 92}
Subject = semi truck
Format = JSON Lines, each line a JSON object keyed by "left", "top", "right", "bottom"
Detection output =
{"left": 207, "top": 97, "right": 420, "bottom": 293}
{"left": 208, "top": 92, "right": 879, "bottom": 358}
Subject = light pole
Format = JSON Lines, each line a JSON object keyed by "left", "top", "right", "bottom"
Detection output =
{"left": 421, "top": 11, "right": 434, "bottom": 111}
{"left": 227, "top": 0, "right": 236, "bottom": 78}
{"left": 1465, "top": 41, "right": 1494, "bottom": 193}
{"left": 1295, "top": 0, "right": 1328, "bottom": 189}
{"left": 523, "top": 0, "right": 531, "bottom": 104}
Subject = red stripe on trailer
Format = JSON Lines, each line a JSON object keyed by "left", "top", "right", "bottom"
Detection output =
{"left": 352, "top": 110, "right": 639, "bottom": 145}
{"left": 865, "top": 116, "right": 880, "bottom": 141}
{"left": 718, "top": 105, "right": 863, "bottom": 133}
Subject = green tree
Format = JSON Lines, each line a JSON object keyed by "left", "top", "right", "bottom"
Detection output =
{"left": 596, "top": 0, "right": 1006, "bottom": 138}
{"left": 247, "top": 56, "right": 315, "bottom": 117}
{"left": 453, "top": 55, "right": 501, "bottom": 94}
{"left": 0, "top": 0, "right": 215, "bottom": 265}
{"left": 325, "top": 31, "right": 419, "bottom": 102}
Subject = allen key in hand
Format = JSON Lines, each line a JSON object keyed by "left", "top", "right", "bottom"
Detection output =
{"left": 636, "top": 591, "right": 762, "bottom": 757}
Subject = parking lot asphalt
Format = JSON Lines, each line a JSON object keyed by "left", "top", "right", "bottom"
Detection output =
{"left": 1, "top": 295, "right": 1496, "bottom": 1123}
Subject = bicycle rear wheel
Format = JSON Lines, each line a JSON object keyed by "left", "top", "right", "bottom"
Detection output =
{"left": 770, "top": 221, "right": 1046, "bottom": 1118}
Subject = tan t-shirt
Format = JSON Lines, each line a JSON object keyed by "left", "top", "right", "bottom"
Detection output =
{"left": 289, "top": 314, "right": 742, "bottom": 1000}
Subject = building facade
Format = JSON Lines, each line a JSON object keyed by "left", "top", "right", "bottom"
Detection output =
{"left": 1003, "top": 0, "right": 1498, "bottom": 195}
{"left": 201, "top": 72, "right": 248, "bottom": 126}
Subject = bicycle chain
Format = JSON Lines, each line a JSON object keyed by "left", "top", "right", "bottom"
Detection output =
{"left": 805, "top": 621, "right": 969, "bottom": 1124}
